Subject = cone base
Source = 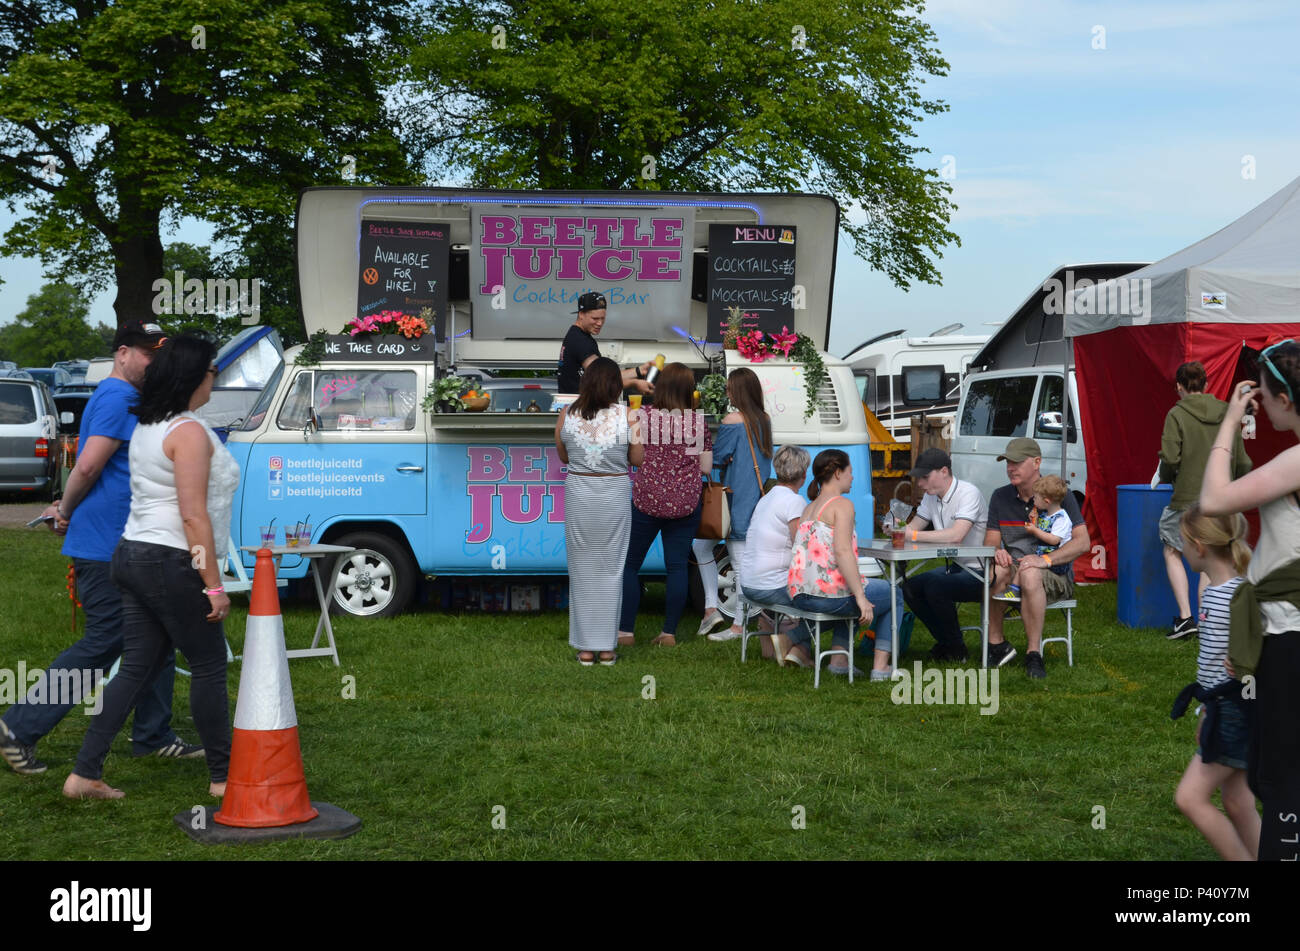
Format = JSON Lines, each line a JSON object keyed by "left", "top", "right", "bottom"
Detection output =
{"left": 176, "top": 802, "right": 361, "bottom": 845}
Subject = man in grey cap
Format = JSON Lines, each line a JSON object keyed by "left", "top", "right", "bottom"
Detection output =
{"left": 900, "top": 448, "right": 989, "bottom": 663}
{"left": 983, "top": 437, "right": 1091, "bottom": 678}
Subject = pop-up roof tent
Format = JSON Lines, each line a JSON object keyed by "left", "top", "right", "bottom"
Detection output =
{"left": 1066, "top": 174, "right": 1300, "bottom": 581}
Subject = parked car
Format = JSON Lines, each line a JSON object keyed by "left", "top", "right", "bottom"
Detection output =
{"left": 23, "top": 367, "right": 75, "bottom": 393}
{"left": 473, "top": 375, "right": 557, "bottom": 413}
{"left": 0, "top": 378, "right": 66, "bottom": 499}
{"left": 53, "top": 359, "right": 90, "bottom": 383}
{"left": 53, "top": 386, "right": 95, "bottom": 434}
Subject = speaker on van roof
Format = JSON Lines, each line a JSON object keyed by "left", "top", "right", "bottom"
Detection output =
{"left": 449, "top": 248, "right": 469, "bottom": 301}
{"left": 691, "top": 250, "right": 707, "bottom": 303}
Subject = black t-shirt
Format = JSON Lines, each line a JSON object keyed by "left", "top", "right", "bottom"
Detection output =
{"left": 987, "top": 483, "right": 1084, "bottom": 576}
{"left": 557, "top": 324, "right": 600, "bottom": 393}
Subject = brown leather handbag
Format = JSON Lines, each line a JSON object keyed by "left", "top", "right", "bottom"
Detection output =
{"left": 696, "top": 477, "right": 732, "bottom": 540}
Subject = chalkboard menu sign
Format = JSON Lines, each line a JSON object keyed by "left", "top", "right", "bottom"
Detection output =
{"left": 357, "top": 219, "right": 450, "bottom": 340}
{"left": 706, "top": 223, "right": 797, "bottom": 342}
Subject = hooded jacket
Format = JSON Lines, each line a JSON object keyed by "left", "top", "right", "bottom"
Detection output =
{"left": 1158, "top": 392, "right": 1252, "bottom": 509}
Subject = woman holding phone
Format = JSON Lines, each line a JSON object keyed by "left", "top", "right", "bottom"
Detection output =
{"left": 1199, "top": 340, "right": 1300, "bottom": 861}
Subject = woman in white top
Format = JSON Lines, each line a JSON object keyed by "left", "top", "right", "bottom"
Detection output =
{"left": 65, "top": 335, "right": 241, "bottom": 801}
{"left": 1200, "top": 339, "right": 1300, "bottom": 861}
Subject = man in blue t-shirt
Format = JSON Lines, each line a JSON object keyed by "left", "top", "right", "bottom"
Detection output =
{"left": 1, "top": 321, "right": 201, "bottom": 775}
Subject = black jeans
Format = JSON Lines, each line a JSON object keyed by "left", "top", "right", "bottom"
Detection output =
{"left": 1251, "top": 630, "right": 1300, "bottom": 861}
{"left": 902, "top": 564, "right": 984, "bottom": 651}
{"left": 1, "top": 557, "right": 177, "bottom": 753}
{"left": 74, "top": 540, "right": 231, "bottom": 783}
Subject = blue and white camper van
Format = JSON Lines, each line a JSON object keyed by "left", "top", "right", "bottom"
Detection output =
{"left": 224, "top": 188, "right": 874, "bottom": 617}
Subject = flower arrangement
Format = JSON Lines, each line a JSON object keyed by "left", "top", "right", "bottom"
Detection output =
{"left": 728, "top": 325, "right": 828, "bottom": 419}
{"left": 735, "top": 325, "right": 799, "bottom": 363}
{"left": 344, "top": 308, "right": 430, "bottom": 339}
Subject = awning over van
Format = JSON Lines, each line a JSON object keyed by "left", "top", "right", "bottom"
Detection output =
{"left": 296, "top": 187, "right": 840, "bottom": 354}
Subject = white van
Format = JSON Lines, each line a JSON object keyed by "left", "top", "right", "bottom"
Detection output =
{"left": 950, "top": 367, "right": 1085, "bottom": 506}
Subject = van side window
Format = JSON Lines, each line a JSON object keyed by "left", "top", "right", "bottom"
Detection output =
{"left": 278, "top": 369, "right": 418, "bottom": 432}
{"left": 1033, "top": 376, "right": 1078, "bottom": 443}
{"left": 959, "top": 376, "right": 1037, "bottom": 437}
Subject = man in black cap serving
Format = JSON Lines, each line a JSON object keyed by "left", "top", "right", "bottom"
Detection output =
{"left": 982, "top": 437, "right": 1090, "bottom": 678}
{"left": 899, "top": 448, "right": 989, "bottom": 663}
{"left": 1, "top": 320, "right": 201, "bottom": 775}
{"left": 557, "top": 292, "right": 654, "bottom": 394}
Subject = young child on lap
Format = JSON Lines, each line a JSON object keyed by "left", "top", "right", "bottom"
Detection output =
{"left": 992, "top": 474, "right": 1072, "bottom": 601}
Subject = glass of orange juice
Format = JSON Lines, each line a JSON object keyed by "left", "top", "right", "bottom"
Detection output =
{"left": 628, "top": 394, "right": 642, "bottom": 409}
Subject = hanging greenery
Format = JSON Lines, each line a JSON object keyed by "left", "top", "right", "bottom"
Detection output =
{"left": 791, "top": 333, "right": 829, "bottom": 420}
{"left": 697, "top": 373, "right": 729, "bottom": 416}
{"left": 293, "top": 329, "right": 330, "bottom": 367}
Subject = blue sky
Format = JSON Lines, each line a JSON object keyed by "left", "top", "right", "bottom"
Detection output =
{"left": 3, "top": 0, "right": 1299, "bottom": 358}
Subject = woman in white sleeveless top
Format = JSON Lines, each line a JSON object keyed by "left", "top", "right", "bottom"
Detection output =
{"left": 1200, "top": 340, "right": 1300, "bottom": 861}
{"left": 65, "top": 335, "right": 241, "bottom": 801}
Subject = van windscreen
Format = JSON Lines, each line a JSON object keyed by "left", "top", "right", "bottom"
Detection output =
{"left": 960, "top": 377, "right": 1037, "bottom": 437}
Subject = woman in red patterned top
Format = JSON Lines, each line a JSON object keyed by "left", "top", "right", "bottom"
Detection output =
{"left": 618, "top": 363, "right": 713, "bottom": 646}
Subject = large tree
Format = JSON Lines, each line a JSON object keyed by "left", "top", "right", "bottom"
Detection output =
{"left": 0, "top": 280, "right": 107, "bottom": 365}
{"left": 0, "top": 0, "right": 417, "bottom": 331}
{"left": 406, "top": 0, "right": 958, "bottom": 289}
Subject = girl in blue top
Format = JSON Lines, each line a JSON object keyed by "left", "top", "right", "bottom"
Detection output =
{"left": 694, "top": 367, "right": 773, "bottom": 641}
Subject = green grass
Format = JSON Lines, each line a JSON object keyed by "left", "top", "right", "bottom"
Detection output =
{"left": 0, "top": 523, "right": 1226, "bottom": 860}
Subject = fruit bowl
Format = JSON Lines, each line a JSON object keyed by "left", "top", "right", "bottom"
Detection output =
{"left": 461, "top": 395, "right": 491, "bottom": 412}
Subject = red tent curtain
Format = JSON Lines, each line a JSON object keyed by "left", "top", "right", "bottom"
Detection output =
{"left": 1074, "top": 322, "right": 1300, "bottom": 582}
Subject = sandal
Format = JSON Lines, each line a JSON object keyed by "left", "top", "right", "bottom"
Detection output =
{"left": 599, "top": 652, "right": 618, "bottom": 666}
{"left": 651, "top": 633, "right": 677, "bottom": 647}
{"left": 577, "top": 651, "right": 595, "bottom": 666}
{"left": 784, "top": 646, "right": 814, "bottom": 668}
{"left": 769, "top": 632, "right": 792, "bottom": 667}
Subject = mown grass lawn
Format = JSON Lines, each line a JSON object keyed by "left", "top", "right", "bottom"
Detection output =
{"left": 0, "top": 522, "right": 1225, "bottom": 860}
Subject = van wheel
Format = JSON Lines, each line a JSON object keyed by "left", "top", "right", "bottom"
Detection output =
{"left": 328, "top": 531, "right": 417, "bottom": 618}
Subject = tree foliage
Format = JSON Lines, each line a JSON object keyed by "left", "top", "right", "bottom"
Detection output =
{"left": 0, "top": 0, "right": 417, "bottom": 330}
{"left": 406, "top": 0, "right": 958, "bottom": 289}
{"left": 0, "top": 281, "right": 108, "bottom": 365}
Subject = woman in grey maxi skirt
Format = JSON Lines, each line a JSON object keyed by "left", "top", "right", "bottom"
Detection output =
{"left": 554, "top": 358, "right": 645, "bottom": 664}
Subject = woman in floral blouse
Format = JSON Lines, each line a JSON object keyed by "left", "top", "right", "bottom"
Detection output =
{"left": 618, "top": 363, "right": 713, "bottom": 646}
{"left": 786, "top": 449, "right": 874, "bottom": 677}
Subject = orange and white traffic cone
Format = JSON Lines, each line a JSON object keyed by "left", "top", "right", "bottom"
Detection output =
{"left": 214, "top": 548, "right": 319, "bottom": 828}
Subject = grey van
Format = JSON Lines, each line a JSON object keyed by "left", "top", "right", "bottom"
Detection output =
{"left": 0, "top": 379, "right": 61, "bottom": 498}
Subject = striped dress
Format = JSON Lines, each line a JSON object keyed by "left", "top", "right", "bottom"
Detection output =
{"left": 561, "top": 405, "right": 632, "bottom": 651}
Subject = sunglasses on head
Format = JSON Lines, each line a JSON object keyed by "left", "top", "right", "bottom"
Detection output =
{"left": 1260, "top": 339, "right": 1297, "bottom": 406}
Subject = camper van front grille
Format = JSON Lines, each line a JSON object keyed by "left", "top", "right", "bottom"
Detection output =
{"left": 817, "top": 381, "right": 841, "bottom": 426}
